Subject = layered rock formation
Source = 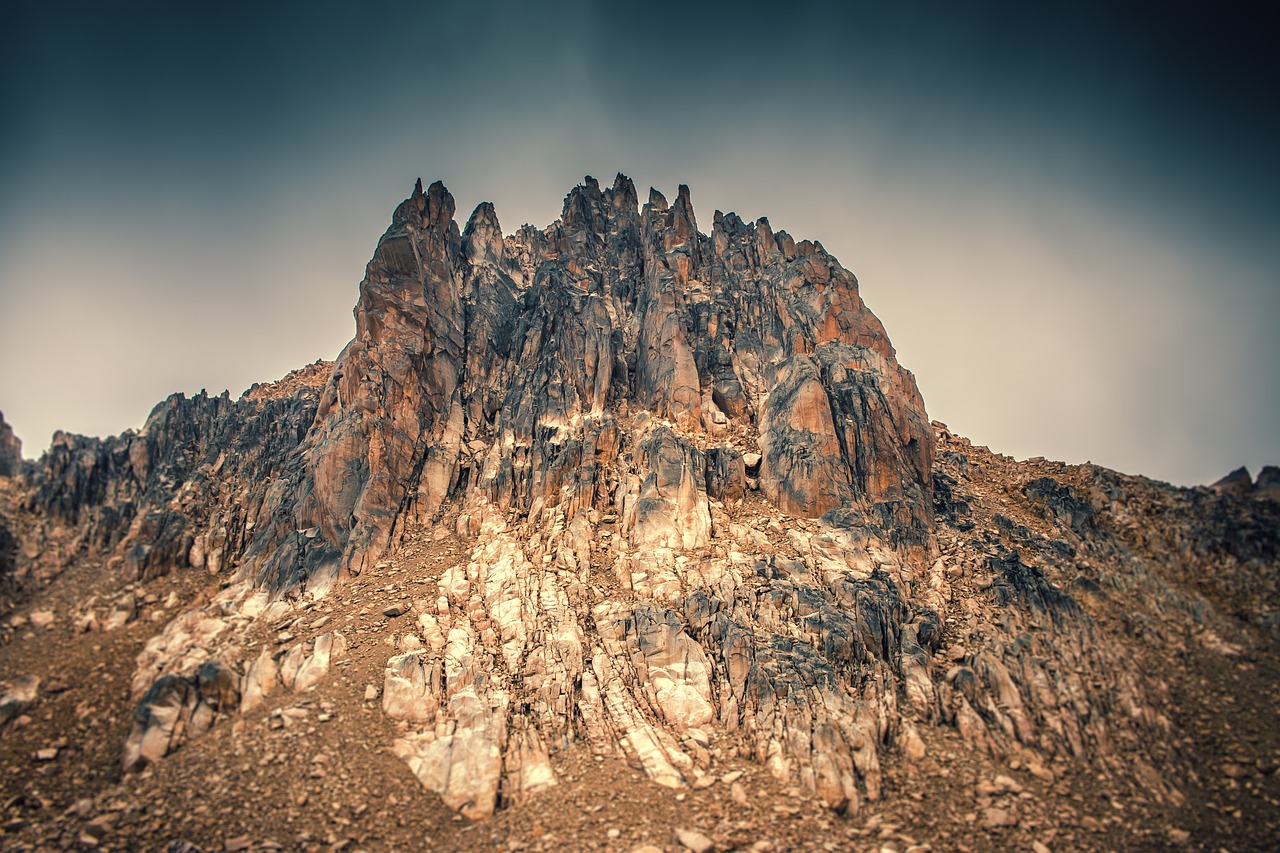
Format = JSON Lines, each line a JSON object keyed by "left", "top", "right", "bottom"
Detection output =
{"left": 0, "top": 176, "right": 1275, "bottom": 850}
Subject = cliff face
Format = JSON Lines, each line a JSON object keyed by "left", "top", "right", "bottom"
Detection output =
{"left": 237, "top": 176, "right": 932, "bottom": 597}
{"left": 0, "top": 177, "right": 1276, "bottom": 850}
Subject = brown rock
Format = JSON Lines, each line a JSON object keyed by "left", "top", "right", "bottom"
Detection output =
{"left": 981, "top": 807, "right": 1018, "bottom": 829}
{"left": 675, "top": 828, "right": 715, "bottom": 853}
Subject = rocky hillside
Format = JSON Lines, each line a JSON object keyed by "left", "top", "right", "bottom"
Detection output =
{"left": 0, "top": 177, "right": 1276, "bottom": 852}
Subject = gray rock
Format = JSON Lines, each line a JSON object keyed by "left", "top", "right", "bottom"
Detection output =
{"left": 0, "top": 675, "right": 39, "bottom": 728}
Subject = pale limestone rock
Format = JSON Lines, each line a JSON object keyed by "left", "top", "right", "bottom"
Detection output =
{"left": 292, "top": 632, "right": 347, "bottom": 692}
{"left": 239, "top": 649, "right": 278, "bottom": 713}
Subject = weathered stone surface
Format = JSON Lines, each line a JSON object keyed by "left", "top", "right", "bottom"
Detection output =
{"left": 675, "top": 828, "right": 715, "bottom": 853}
{"left": 290, "top": 632, "right": 347, "bottom": 692}
{"left": 758, "top": 355, "right": 850, "bottom": 517}
{"left": 1212, "top": 466, "right": 1254, "bottom": 497}
{"left": 704, "top": 444, "right": 745, "bottom": 506}
{"left": 1255, "top": 465, "right": 1280, "bottom": 501}
{"left": 122, "top": 661, "right": 239, "bottom": 772}
{"left": 238, "top": 649, "right": 278, "bottom": 713}
{"left": 0, "top": 675, "right": 39, "bottom": 728}
{"left": 620, "top": 425, "right": 712, "bottom": 551}
{"left": 0, "top": 412, "right": 21, "bottom": 479}
{"left": 21, "top": 373, "right": 324, "bottom": 589}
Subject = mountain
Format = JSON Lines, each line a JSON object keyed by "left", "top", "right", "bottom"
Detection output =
{"left": 0, "top": 177, "right": 1276, "bottom": 852}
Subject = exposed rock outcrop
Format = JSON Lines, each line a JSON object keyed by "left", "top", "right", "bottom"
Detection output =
{"left": 121, "top": 661, "right": 240, "bottom": 772}
{"left": 0, "top": 412, "right": 21, "bottom": 479}
{"left": 1, "top": 175, "right": 1274, "bottom": 846}
{"left": 21, "top": 378, "right": 324, "bottom": 588}
{"left": 235, "top": 175, "right": 932, "bottom": 597}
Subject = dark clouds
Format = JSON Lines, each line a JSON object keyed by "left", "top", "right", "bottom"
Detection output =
{"left": 1, "top": 1, "right": 1276, "bottom": 484}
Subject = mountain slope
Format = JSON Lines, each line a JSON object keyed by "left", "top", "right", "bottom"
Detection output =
{"left": 0, "top": 177, "right": 1276, "bottom": 852}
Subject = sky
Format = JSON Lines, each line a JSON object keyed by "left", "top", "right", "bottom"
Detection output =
{"left": 1, "top": 0, "right": 1276, "bottom": 486}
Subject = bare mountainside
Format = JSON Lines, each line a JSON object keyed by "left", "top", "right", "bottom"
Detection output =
{"left": 0, "top": 177, "right": 1276, "bottom": 852}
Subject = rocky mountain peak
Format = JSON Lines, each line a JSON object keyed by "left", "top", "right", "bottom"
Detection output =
{"left": 646, "top": 186, "right": 668, "bottom": 212}
{"left": 463, "top": 201, "right": 504, "bottom": 265}
{"left": 609, "top": 171, "right": 638, "bottom": 212}
{"left": 1, "top": 175, "right": 1276, "bottom": 849}
{"left": 258, "top": 174, "right": 935, "bottom": 593}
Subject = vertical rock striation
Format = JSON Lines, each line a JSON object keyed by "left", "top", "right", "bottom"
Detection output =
{"left": 234, "top": 175, "right": 932, "bottom": 598}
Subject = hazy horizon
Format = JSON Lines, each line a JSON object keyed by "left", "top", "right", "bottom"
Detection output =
{"left": 2, "top": 1, "right": 1276, "bottom": 487}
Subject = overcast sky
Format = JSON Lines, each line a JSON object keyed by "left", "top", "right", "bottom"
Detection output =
{"left": 1, "top": 1, "right": 1276, "bottom": 486}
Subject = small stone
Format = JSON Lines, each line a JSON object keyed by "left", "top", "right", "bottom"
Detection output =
{"left": 980, "top": 807, "right": 1017, "bottom": 829}
{"left": 383, "top": 605, "right": 406, "bottom": 618}
{"left": 1167, "top": 828, "right": 1190, "bottom": 845}
{"left": 730, "top": 782, "right": 748, "bottom": 806}
{"left": 900, "top": 722, "right": 926, "bottom": 764}
{"left": 1031, "top": 841, "right": 1052, "bottom": 853}
{"left": 975, "top": 779, "right": 1000, "bottom": 797}
{"left": 29, "top": 611, "right": 55, "bottom": 630}
{"left": 34, "top": 748, "right": 58, "bottom": 761}
{"left": 364, "top": 684, "right": 379, "bottom": 701}
{"left": 82, "top": 814, "right": 115, "bottom": 839}
{"left": 993, "top": 774, "right": 1022, "bottom": 794}
{"left": 676, "top": 828, "right": 715, "bottom": 853}
{"left": 607, "top": 828, "right": 621, "bottom": 839}
{"left": 1080, "top": 816, "right": 1103, "bottom": 832}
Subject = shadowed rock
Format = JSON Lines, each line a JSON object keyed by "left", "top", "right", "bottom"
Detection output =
{"left": 0, "top": 412, "right": 21, "bottom": 479}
